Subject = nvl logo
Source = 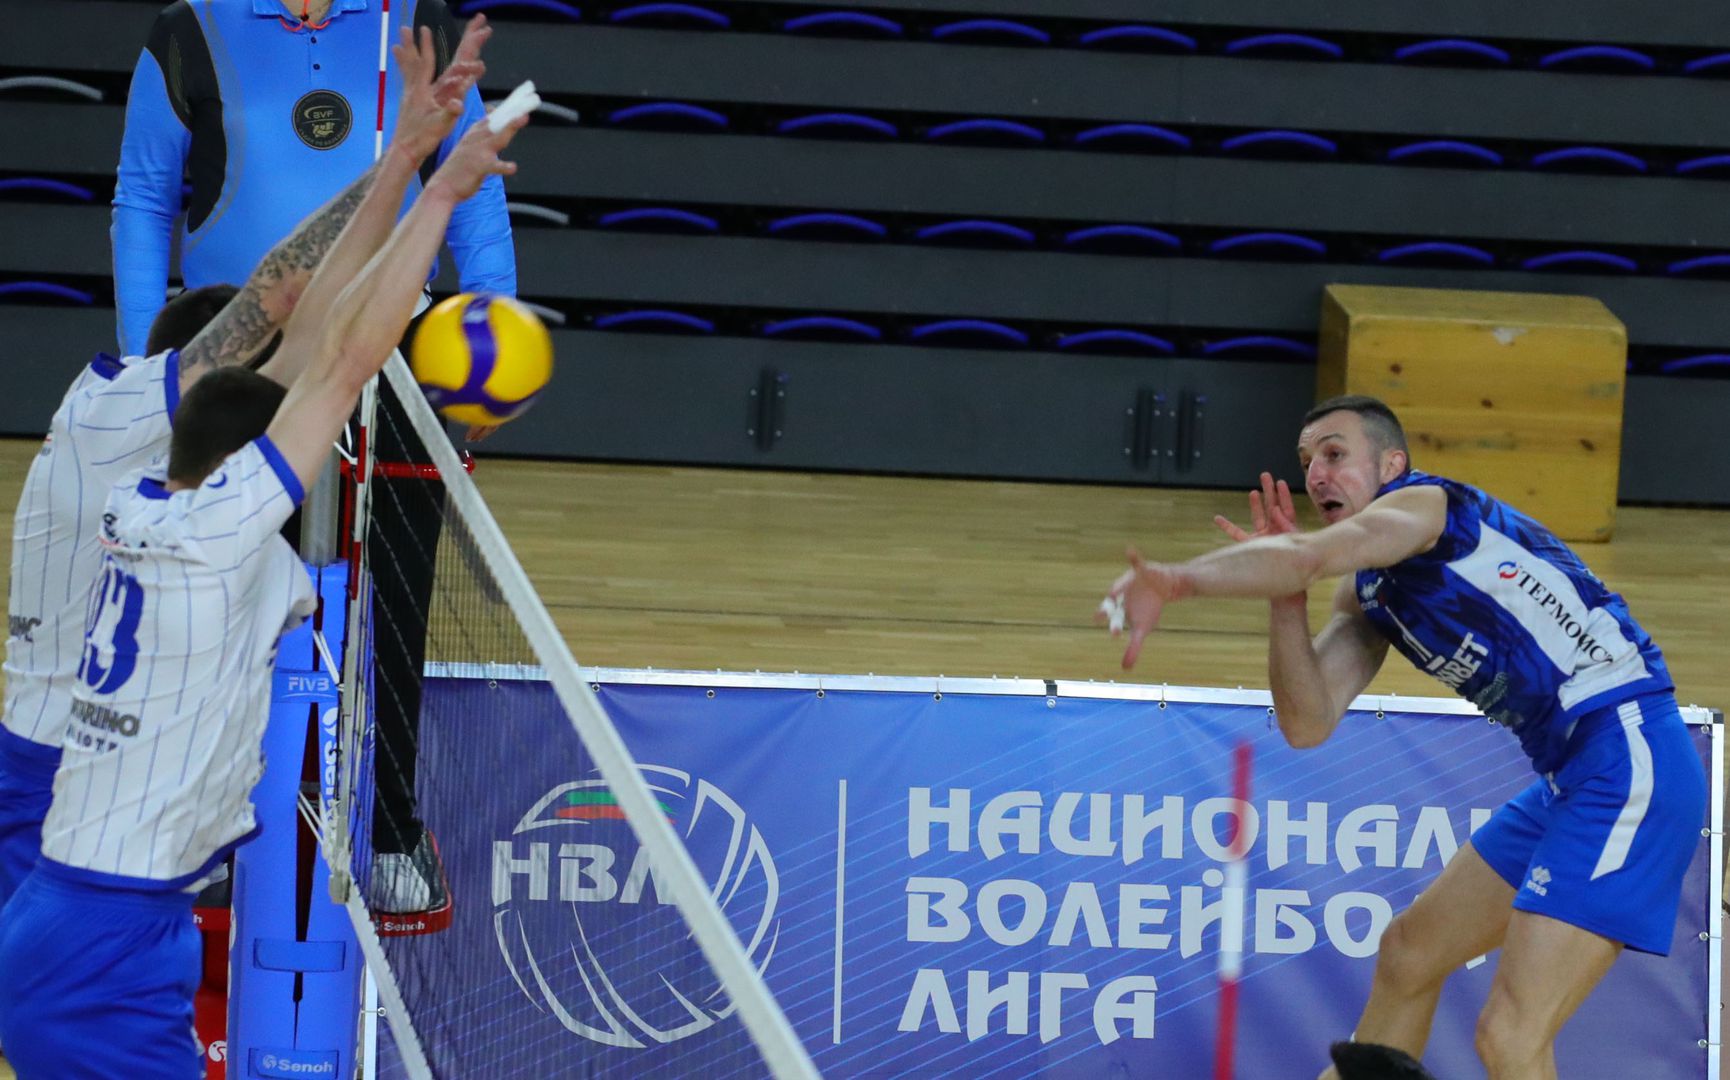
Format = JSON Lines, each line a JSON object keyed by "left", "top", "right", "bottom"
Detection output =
{"left": 492, "top": 766, "right": 781, "bottom": 1049}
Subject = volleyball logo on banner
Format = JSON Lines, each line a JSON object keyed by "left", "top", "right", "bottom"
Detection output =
{"left": 491, "top": 765, "right": 783, "bottom": 1048}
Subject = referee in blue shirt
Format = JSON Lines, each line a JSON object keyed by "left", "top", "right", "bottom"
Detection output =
{"left": 112, "top": 0, "right": 516, "bottom": 355}
{"left": 112, "top": 0, "right": 515, "bottom": 911}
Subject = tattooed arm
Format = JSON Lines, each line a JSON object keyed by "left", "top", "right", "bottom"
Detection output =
{"left": 172, "top": 162, "right": 385, "bottom": 393}
{"left": 177, "top": 18, "right": 489, "bottom": 393}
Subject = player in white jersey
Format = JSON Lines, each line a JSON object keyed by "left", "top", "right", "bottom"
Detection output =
{"left": 1101, "top": 397, "right": 1703, "bottom": 1080}
{"left": 0, "top": 18, "right": 493, "bottom": 923}
{"left": 0, "top": 23, "right": 515, "bottom": 1078}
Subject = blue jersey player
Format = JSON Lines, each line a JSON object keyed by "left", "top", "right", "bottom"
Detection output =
{"left": 1102, "top": 395, "right": 1705, "bottom": 1080}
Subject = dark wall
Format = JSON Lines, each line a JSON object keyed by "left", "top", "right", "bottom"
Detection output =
{"left": 3, "top": 0, "right": 1728, "bottom": 502}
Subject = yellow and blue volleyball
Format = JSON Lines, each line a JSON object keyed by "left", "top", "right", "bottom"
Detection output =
{"left": 410, "top": 293, "right": 553, "bottom": 426}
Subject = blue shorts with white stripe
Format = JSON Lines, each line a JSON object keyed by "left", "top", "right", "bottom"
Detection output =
{"left": 1474, "top": 692, "right": 1706, "bottom": 955}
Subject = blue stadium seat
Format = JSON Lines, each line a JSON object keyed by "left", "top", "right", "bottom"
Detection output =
{"left": 1202, "top": 335, "right": 1316, "bottom": 360}
{"left": 1682, "top": 53, "right": 1730, "bottom": 76}
{"left": 456, "top": 0, "right": 580, "bottom": 19}
{"left": 1208, "top": 231, "right": 1327, "bottom": 260}
{"left": 781, "top": 11, "right": 904, "bottom": 38}
{"left": 908, "top": 319, "right": 1029, "bottom": 347}
{"left": 1075, "top": 25, "right": 1196, "bottom": 53}
{"left": 913, "top": 220, "right": 1035, "bottom": 247}
{"left": 911, "top": 218, "right": 1035, "bottom": 247}
{"left": 1674, "top": 154, "right": 1730, "bottom": 177}
{"left": 606, "top": 101, "right": 729, "bottom": 131}
{"left": 1220, "top": 130, "right": 1338, "bottom": 160}
{"left": 0, "top": 178, "right": 94, "bottom": 202}
{"left": 1060, "top": 224, "right": 1182, "bottom": 255}
{"left": 1520, "top": 250, "right": 1638, "bottom": 273}
{"left": 765, "top": 212, "right": 887, "bottom": 241}
{"left": 1666, "top": 253, "right": 1730, "bottom": 276}
{"left": 1072, "top": 123, "right": 1191, "bottom": 152}
{"left": 1391, "top": 39, "right": 1510, "bottom": 67}
{"left": 609, "top": 2, "right": 728, "bottom": 29}
{"left": 762, "top": 315, "right": 883, "bottom": 342}
{"left": 596, "top": 207, "right": 719, "bottom": 234}
{"left": 1527, "top": 147, "right": 1647, "bottom": 174}
{"left": 930, "top": 19, "right": 1050, "bottom": 46}
{"left": 1385, "top": 140, "right": 1504, "bottom": 168}
{"left": 776, "top": 112, "right": 899, "bottom": 139}
{"left": 1375, "top": 241, "right": 1496, "bottom": 268}
{"left": 1223, "top": 33, "right": 1343, "bottom": 60}
{"left": 0, "top": 282, "right": 95, "bottom": 304}
{"left": 593, "top": 310, "right": 716, "bottom": 333}
{"left": 1658, "top": 354, "right": 1730, "bottom": 374}
{"left": 1055, "top": 329, "right": 1176, "bottom": 356}
{"left": 924, "top": 118, "right": 1046, "bottom": 146}
{"left": 1537, "top": 45, "right": 1655, "bottom": 73}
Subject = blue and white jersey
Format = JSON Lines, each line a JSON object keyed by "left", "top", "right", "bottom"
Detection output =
{"left": 38, "top": 438, "right": 314, "bottom": 890}
{"left": 1355, "top": 470, "right": 1672, "bottom": 774}
{"left": 4, "top": 352, "right": 181, "bottom": 748}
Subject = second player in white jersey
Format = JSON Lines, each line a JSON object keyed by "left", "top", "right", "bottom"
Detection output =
{"left": 41, "top": 441, "right": 313, "bottom": 887}
{"left": 4, "top": 351, "right": 180, "bottom": 747}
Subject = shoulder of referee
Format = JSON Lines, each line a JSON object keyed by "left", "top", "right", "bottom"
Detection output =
{"left": 411, "top": 0, "right": 462, "bottom": 73}
{"left": 143, "top": 0, "right": 216, "bottom": 128}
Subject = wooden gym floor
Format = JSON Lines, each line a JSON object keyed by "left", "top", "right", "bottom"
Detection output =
{"left": 0, "top": 438, "right": 1725, "bottom": 1077}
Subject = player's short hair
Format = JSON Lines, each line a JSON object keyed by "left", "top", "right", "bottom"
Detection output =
{"left": 167, "top": 368, "right": 287, "bottom": 485}
{"left": 1303, "top": 394, "right": 1410, "bottom": 460}
{"left": 146, "top": 285, "right": 281, "bottom": 370}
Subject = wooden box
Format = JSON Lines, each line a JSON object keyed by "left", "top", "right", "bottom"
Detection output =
{"left": 1318, "top": 285, "right": 1627, "bottom": 542}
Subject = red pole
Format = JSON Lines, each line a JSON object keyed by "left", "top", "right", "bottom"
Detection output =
{"left": 1213, "top": 740, "right": 1254, "bottom": 1080}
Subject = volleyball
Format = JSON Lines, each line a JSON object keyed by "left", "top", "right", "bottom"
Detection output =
{"left": 410, "top": 293, "right": 554, "bottom": 426}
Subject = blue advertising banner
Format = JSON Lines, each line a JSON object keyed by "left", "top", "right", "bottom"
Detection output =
{"left": 382, "top": 675, "right": 1718, "bottom": 1079}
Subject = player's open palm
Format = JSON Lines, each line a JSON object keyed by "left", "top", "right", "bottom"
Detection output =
{"left": 429, "top": 111, "right": 526, "bottom": 203}
{"left": 392, "top": 17, "right": 489, "bottom": 163}
{"left": 1214, "top": 471, "right": 1298, "bottom": 543}
{"left": 1216, "top": 471, "right": 1306, "bottom": 605}
{"left": 1099, "top": 547, "right": 1180, "bottom": 670}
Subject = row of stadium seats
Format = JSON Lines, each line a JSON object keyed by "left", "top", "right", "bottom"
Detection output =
{"left": 13, "top": 171, "right": 1730, "bottom": 279}
{"left": 9, "top": 72, "right": 1729, "bottom": 181}
{"left": 4, "top": 277, "right": 1720, "bottom": 376}
{"left": 442, "top": 0, "right": 1730, "bottom": 79}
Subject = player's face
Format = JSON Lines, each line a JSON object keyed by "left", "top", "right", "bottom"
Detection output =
{"left": 1296, "top": 412, "right": 1392, "bottom": 525}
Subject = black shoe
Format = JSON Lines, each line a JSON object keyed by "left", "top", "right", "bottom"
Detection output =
{"left": 1329, "top": 1041, "right": 1438, "bottom": 1080}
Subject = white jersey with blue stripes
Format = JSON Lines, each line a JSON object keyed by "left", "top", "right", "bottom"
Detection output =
{"left": 1355, "top": 470, "right": 1672, "bottom": 774}
{"left": 39, "top": 437, "right": 313, "bottom": 889}
{"left": 4, "top": 352, "right": 181, "bottom": 747}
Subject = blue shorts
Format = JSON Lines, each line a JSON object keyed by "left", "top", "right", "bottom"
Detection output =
{"left": 0, "top": 861, "right": 202, "bottom": 1079}
{"left": 0, "top": 728, "right": 59, "bottom": 915}
{"left": 1473, "top": 693, "right": 1706, "bottom": 955}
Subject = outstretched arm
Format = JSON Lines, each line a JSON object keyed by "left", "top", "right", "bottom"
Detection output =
{"left": 1104, "top": 483, "right": 1445, "bottom": 669}
{"left": 177, "top": 18, "right": 489, "bottom": 392}
{"left": 266, "top": 112, "right": 527, "bottom": 492}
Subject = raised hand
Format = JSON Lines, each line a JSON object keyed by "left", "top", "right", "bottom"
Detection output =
{"left": 1096, "top": 546, "right": 1183, "bottom": 670}
{"left": 1214, "top": 471, "right": 1298, "bottom": 543}
{"left": 426, "top": 108, "right": 526, "bottom": 204}
{"left": 391, "top": 16, "right": 490, "bottom": 164}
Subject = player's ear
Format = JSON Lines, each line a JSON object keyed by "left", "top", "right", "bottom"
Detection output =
{"left": 1380, "top": 447, "right": 1409, "bottom": 484}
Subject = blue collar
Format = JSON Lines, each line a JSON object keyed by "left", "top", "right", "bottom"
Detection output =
{"left": 1376, "top": 468, "right": 1425, "bottom": 498}
{"left": 137, "top": 477, "right": 173, "bottom": 501}
{"left": 251, "top": 0, "right": 369, "bottom": 19}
